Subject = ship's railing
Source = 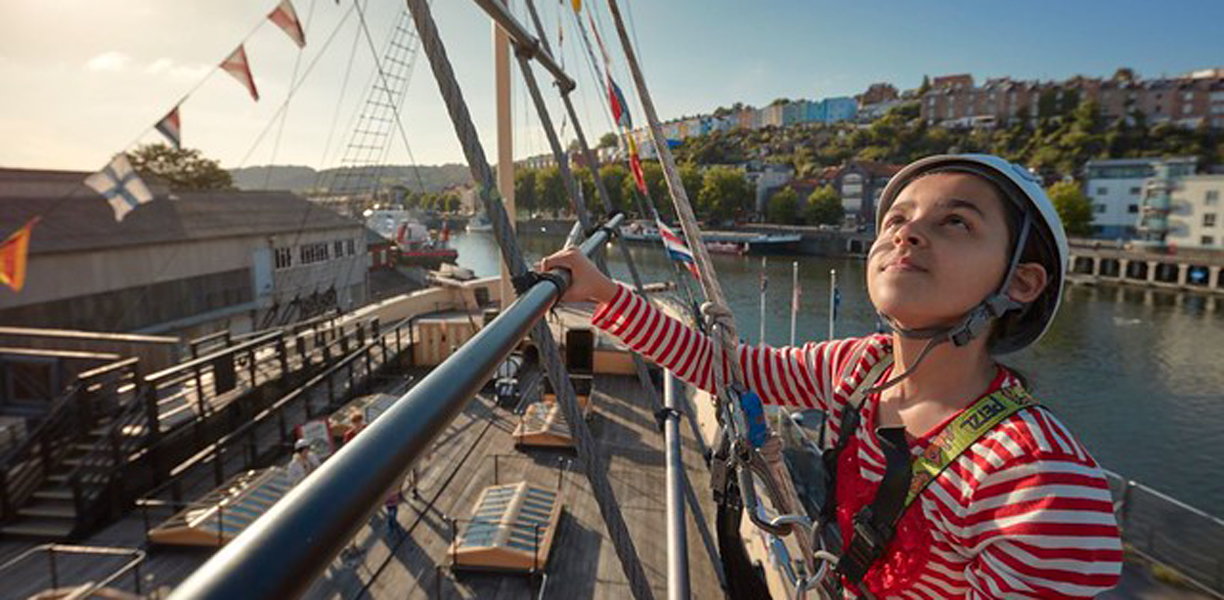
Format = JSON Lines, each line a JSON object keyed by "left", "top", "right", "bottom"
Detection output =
{"left": 0, "top": 543, "right": 145, "bottom": 599}
{"left": 167, "top": 213, "right": 622, "bottom": 599}
{"left": 1105, "top": 470, "right": 1224, "bottom": 598}
{"left": 136, "top": 317, "right": 416, "bottom": 529}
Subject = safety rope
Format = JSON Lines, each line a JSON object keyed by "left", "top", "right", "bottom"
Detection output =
{"left": 602, "top": 0, "right": 836, "bottom": 595}
{"left": 404, "top": 1, "right": 654, "bottom": 598}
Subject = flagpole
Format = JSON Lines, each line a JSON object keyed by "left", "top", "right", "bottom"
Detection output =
{"left": 759, "top": 256, "right": 767, "bottom": 345}
{"left": 790, "top": 261, "right": 798, "bottom": 347}
{"left": 828, "top": 268, "right": 837, "bottom": 341}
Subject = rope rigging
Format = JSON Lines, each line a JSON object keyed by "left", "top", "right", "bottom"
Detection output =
{"left": 602, "top": 0, "right": 838, "bottom": 595}
{"left": 405, "top": 0, "right": 654, "bottom": 596}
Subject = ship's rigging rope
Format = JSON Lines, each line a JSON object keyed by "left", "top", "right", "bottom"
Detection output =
{"left": 404, "top": 0, "right": 655, "bottom": 597}
{"left": 602, "top": 0, "right": 839, "bottom": 595}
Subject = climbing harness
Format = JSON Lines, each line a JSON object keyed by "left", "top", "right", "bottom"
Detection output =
{"left": 816, "top": 343, "right": 1036, "bottom": 595}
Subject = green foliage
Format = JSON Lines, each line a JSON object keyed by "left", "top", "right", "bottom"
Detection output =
{"left": 438, "top": 191, "right": 460, "bottom": 213}
{"left": 622, "top": 160, "right": 673, "bottom": 220}
{"left": 697, "top": 167, "right": 751, "bottom": 222}
{"left": 573, "top": 166, "right": 597, "bottom": 211}
{"left": 669, "top": 99, "right": 1223, "bottom": 180}
{"left": 598, "top": 132, "right": 620, "bottom": 149}
{"left": 804, "top": 185, "right": 843, "bottom": 226}
{"left": 535, "top": 166, "right": 566, "bottom": 215}
{"left": 766, "top": 187, "right": 800, "bottom": 224}
{"left": 514, "top": 169, "right": 538, "bottom": 213}
{"left": 1047, "top": 180, "right": 1094, "bottom": 237}
{"left": 129, "top": 143, "right": 233, "bottom": 192}
{"left": 598, "top": 164, "right": 628, "bottom": 213}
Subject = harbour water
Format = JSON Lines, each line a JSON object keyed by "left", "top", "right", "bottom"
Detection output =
{"left": 450, "top": 231, "right": 1224, "bottom": 514}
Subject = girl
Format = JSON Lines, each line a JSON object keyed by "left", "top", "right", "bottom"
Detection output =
{"left": 542, "top": 154, "right": 1123, "bottom": 598}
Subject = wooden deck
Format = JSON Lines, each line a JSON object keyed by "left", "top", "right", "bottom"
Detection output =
{"left": 0, "top": 345, "right": 727, "bottom": 599}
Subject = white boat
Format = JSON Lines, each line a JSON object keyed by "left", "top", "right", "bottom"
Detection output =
{"left": 466, "top": 213, "right": 493, "bottom": 233}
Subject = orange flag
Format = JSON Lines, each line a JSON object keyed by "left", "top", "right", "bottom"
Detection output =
{"left": 0, "top": 218, "right": 38, "bottom": 292}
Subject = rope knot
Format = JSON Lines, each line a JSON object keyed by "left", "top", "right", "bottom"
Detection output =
{"left": 700, "top": 301, "right": 735, "bottom": 332}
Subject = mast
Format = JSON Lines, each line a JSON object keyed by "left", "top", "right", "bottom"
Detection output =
{"left": 494, "top": 0, "right": 515, "bottom": 306}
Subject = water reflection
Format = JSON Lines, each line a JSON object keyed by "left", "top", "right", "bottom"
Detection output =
{"left": 449, "top": 232, "right": 1224, "bottom": 512}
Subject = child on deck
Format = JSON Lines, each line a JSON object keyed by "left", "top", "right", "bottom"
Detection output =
{"left": 542, "top": 155, "right": 1122, "bottom": 598}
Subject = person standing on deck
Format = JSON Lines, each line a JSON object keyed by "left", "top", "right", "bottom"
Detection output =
{"left": 542, "top": 154, "right": 1123, "bottom": 598}
{"left": 286, "top": 438, "right": 321, "bottom": 487}
{"left": 343, "top": 411, "right": 365, "bottom": 445}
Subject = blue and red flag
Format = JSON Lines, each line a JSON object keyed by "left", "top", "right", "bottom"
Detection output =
{"left": 608, "top": 78, "right": 632, "bottom": 129}
{"left": 657, "top": 219, "right": 699, "bottom": 280}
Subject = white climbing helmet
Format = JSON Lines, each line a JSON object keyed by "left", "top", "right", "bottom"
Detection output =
{"left": 875, "top": 154, "right": 1069, "bottom": 354}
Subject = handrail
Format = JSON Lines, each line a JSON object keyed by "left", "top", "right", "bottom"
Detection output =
{"left": 139, "top": 317, "right": 412, "bottom": 503}
{"left": 145, "top": 331, "right": 281, "bottom": 384}
{"left": 0, "top": 543, "right": 145, "bottom": 596}
{"left": 170, "top": 213, "right": 623, "bottom": 600}
{"left": 67, "top": 316, "right": 385, "bottom": 517}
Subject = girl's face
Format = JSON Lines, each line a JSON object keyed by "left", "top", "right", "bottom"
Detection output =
{"left": 867, "top": 172, "right": 1013, "bottom": 331}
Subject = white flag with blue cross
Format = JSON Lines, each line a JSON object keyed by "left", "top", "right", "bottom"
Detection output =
{"left": 84, "top": 153, "right": 154, "bottom": 222}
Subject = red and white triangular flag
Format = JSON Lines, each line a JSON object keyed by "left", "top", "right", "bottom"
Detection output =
{"left": 155, "top": 106, "right": 182, "bottom": 149}
{"left": 268, "top": 0, "right": 306, "bottom": 49}
{"left": 220, "top": 45, "right": 259, "bottom": 101}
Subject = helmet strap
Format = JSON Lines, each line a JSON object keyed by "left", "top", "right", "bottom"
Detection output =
{"left": 870, "top": 212, "right": 1034, "bottom": 392}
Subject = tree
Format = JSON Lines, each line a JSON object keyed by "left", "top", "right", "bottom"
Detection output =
{"left": 766, "top": 187, "right": 800, "bottom": 224}
{"left": 439, "top": 190, "right": 460, "bottom": 213}
{"left": 535, "top": 166, "right": 567, "bottom": 215}
{"left": 804, "top": 185, "right": 843, "bottom": 226}
{"left": 129, "top": 143, "right": 233, "bottom": 191}
{"left": 514, "top": 169, "right": 538, "bottom": 214}
{"left": 697, "top": 166, "right": 751, "bottom": 222}
{"left": 573, "top": 166, "right": 597, "bottom": 211}
{"left": 597, "top": 132, "right": 619, "bottom": 149}
{"left": 598, "top": 164, "right": 628, "bottom": 212}
{"left": 1048, "top": 180, "right": 1093, "bottom": 237}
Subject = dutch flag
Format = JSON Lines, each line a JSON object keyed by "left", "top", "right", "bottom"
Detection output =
{"left": 657, "top": 219, "right": 700, "bottom": 280}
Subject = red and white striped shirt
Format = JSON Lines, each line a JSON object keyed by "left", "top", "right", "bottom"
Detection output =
{"left": 593, "top": 285, "right": 1122, "bottom": 599}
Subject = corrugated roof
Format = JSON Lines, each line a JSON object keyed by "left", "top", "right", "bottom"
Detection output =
{"left": 0, "top": 168, "right": 360, "bottom": 255}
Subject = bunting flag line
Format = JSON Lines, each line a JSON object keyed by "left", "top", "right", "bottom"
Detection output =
{"left": 84, "top": 154, "right": 155, "bottom": 222}
{"left": 657, "top": 219, "right": 700, "bottom": 280}
{"left": 627, "top": 136, "right": 647, "bottom": 196}
{"left": 220, "top": 45, "right": 259, "bottom": 101}
{"left": 269, "top": 0, "right": 307, "bottom": 49}
{"left": 608, "top": 78, "right": 632, "bottom": 129}
{"left": 155, "top": 106, "right": 182, "bottom": 149}
{"left": 0, "top": 218, "right": 38, "bottom": 292}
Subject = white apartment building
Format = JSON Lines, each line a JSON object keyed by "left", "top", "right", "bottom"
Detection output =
{"left": 1167, "top": 175, "right": 1224, "bottom": 249}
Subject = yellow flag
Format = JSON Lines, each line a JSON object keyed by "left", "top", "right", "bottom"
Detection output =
{"left": 571, "top": 0, "right": 581, "bottom": 14}
{"left": 0, "top": 217, "right": 38, "bottom": 292}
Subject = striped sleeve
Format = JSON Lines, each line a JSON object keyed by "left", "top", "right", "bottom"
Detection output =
{"left": 591, "top": 283, "right": 878, "bottom": 413}
{"left": 957, "top": 410, "right": 1123, "bottom": 599}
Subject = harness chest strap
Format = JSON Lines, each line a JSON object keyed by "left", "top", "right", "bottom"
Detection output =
{"left": 829, "top": 353, "right": 1037, "bottom": 586}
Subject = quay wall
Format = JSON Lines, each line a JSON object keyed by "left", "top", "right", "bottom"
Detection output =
{"left": 1067, "top": 242, "right": 1224, "bottom": 295}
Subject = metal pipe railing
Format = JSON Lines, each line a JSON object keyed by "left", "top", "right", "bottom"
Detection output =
{"left": 471, "top": 0, "right": 575, "bottom": 92}
{"left": 663, "top": 372, "right": 690, "bottom": 600}
{"left": 169, "top": 214, "right": 623, "bottom": 600}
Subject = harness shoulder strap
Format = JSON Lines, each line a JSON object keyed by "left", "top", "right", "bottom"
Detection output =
{"left": 903, "top": 385, "right": 1036, "bottom": 508}
{"left": 838, "top": 384, "right": 1038, "bottom": 586}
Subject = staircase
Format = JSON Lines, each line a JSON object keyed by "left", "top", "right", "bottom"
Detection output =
{"left": 0, "top": 359, "right": 142, "bottom": 540}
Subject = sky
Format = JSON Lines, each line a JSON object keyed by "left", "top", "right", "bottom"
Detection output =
{"left": 2, "top": 0, "right": 1222, "bottom": 173}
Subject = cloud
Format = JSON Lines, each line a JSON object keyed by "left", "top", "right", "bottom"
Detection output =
{"left": 144, "top": 58, "right": 173, "bottom": 75}
{"left": 85, "top": 51, "right": 132, "bottom": 72}
{"left": 141, "top": 57, "right": 210, "bottom": 83}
